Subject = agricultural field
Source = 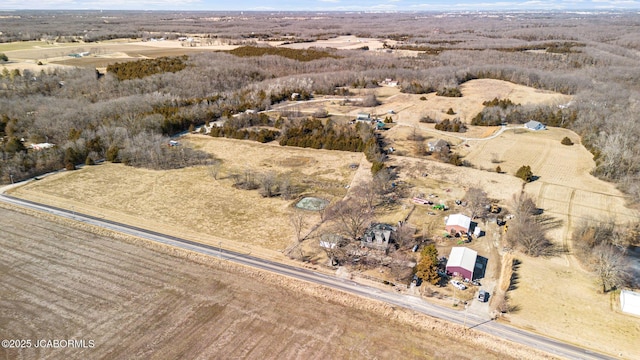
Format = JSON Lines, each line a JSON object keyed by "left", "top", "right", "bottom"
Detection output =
{"left": 0, "top": 39, "right": 235, "bottom": 72}
{"left": 0, "top": 206, "right": 554, "bottom": 360}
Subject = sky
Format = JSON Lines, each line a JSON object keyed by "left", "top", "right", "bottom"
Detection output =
{"left": 1, "top": 0, "right": 639, "bottom": 11}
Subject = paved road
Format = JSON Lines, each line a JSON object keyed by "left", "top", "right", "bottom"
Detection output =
{"left": 0, "top": 192, "right": 615, "bottom": 360}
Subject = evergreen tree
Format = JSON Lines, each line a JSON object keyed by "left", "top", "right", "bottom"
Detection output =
{"left": 415, "top": 244, "right": 440, "bottom": 285}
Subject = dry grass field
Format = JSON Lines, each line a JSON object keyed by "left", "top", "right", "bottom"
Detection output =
{"left": 9, "top": 136, "right": 363, "bottom": 256}
{"left": 0, "top": 206, "right": 556, "bottom": 360}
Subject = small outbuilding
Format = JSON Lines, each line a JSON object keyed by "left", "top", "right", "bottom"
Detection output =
{"left": 445, "top": 213, "right": 473, "bottom": 235}
{"left": 524, "top": 120, "right": 546, "bottom": 131}
{"left": 356, "top": 113, "right": 371, "bottom": 122}
{"left": 620, "top": 290, "right": 640, "bottom": 316}
{"left": 446, "top": 247, "right": 478, "bottom": 281}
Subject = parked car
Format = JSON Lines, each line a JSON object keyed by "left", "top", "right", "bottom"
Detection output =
{"left": 450, "top": 280, "right": 467, "bottom": 290}
{"left": 478, "top": 290, "right": 489, "bottom": 302}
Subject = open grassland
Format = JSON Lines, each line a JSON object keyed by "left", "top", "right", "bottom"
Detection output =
{"left": 9, "top": 137, "right": 363, "bottom": 254}
{"left": 374, "top": 79, "right": 571, "bottom": 126}
{"left": 506, "top": 256, "right": 640, "bottom": 359}
{"left": 0, "top": 207, "right": 556, "bottom": 360}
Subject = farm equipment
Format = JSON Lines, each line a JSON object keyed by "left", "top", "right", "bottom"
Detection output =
{"left": 489, "top": 203, "right": 501, "bottom": 214}
{"left": 432, "top": 204, "right": 446, "bottom": 211}
{"left": 412, "top": 197, "right": 433, "bottom": 205}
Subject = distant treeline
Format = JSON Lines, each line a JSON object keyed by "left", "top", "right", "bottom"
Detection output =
{"left": 107, "top": 56, "right": 188, "bottom": 81}
{"left": 226, "top": 46, "right": 340, "bottom": 62}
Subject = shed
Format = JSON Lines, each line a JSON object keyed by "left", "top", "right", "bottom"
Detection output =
{"left": 445, "top": 213, "right": 473, "bottom": 235}
{"left": 356, "top": 113, "right": 371, "bottom": 121}
{"left": 446, "top": 247, "right": 478, "bottom": 281}
{"left": 620, "top": 290, "right": 640, "bottom": 316}
{"left": 524, "top": 120, "right": 546, "bottom": 131}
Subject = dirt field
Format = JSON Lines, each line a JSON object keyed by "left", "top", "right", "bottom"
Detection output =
{"left": 0, "top": 206, "right": 555, "bottom": 360}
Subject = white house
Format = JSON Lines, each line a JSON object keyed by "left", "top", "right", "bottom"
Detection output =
{"left": 524, "top": 120, "right": 546, "bottom": 131}
{"left": 620, "top": 290, "right": 640, "bottom": 316}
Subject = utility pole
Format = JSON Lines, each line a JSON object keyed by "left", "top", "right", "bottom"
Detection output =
{"left": 464, "top": 303, "right": 469, "bottom": 328}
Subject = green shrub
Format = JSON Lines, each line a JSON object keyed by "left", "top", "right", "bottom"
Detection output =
{"left": 436, "top": 87, "right": 462, "bottom": 97}
{"left": 561, "top": 137, "right": 574, "bottom": 146}
{"left": 516, "top": 165, "right": 534, "bottom": 182}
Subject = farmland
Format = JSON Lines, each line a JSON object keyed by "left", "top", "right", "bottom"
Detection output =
{"left": 0, "top": 206, "right": 551, "bottom": 360}
{"left": 2, "top": 11, "right": 640, "bottom": 359}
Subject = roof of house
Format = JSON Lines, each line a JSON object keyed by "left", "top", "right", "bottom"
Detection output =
{"left": 446, "top": 247, "right": 478, "bottom": 272}
{"left": 621, "top": 290, "right": 640, "bottom": 316}
{"left": 525, "top": 120, "right": 545, "bottom": 129}
{"left": 446, "top": 213, "right": 472, "bottom": 230}
{"left": 428, "top": 139, "right": 449, "bottom": 147}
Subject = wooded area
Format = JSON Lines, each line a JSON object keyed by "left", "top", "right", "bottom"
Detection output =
{"left": 1, "top": 10, "right": 640, "bottom": 203}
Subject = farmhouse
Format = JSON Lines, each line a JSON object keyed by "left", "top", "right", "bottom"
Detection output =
{"left": 445, "top": 213, "right": 474, "bottom": 235}
{"left": 361, "top": 223, "right": 396, "bottom": 250}
{"left": 428, "top": 139, "right": 450, "bottom": 153}
{"left": 620, "top": 290, "right": 640, "bottom": 316}
{"left": 524, "top": 120, "right": 546, "bottom": 131}
{"left": 446, "top": 247, "right": 478, "bottom": 281}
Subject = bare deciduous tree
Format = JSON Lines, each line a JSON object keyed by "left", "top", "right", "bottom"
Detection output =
{"left": 280, "top": 176, "right": 293, "bottom": 200}
{"left": 258, "top": 171, "right": 277, "bottom": 197}
{"left": 325, "top": 197, "right": 373, "bottom": 242}
{"left": 592, "top": 244, "right": 628, "bottom": 293}
{"left": 319, "top": 232, "right": 347, "bottom": 266}
{"left": 463, "top": 187, "right": 489, "bottom": 219}
{"left": 506, "top": 192, "right": 553, "bottom": 256}
{"left": 208, "top": 160, "right": 222, "bottom": 180}
{"left": 394, "top": 220, "right": 416, "bottom": 249}
{"left": 352, "top": 180, "right": 378, "bottom": 210}
{"left": 290, "top": 210, "right": 307, "bottom": 242}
